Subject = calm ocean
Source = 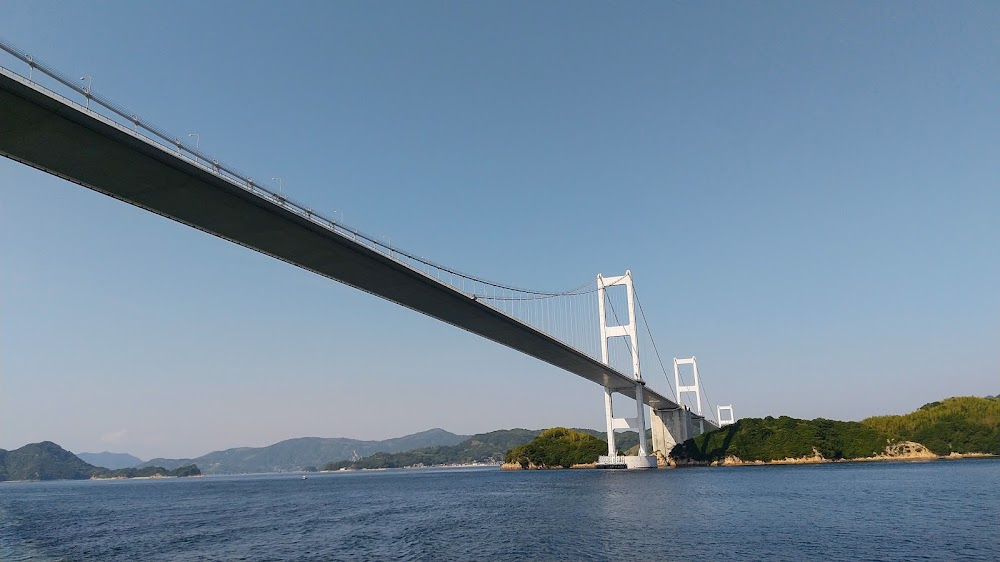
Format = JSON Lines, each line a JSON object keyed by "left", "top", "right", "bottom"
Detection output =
{"left": 0, "top": 459, "right": 997, "bottom": 561}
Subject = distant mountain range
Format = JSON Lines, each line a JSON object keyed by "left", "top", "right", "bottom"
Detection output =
{"left": 140, "top": 428, "right": 470, "bottom": 474}
{"left": 327, "top": 428, "right": 645, "bottom": 470}
{"left": 76, "top": 451, "right": 145, "bottom": 469}
{"left": 326, "top": 428, "right": 541, "bottom": 469}
{"left": 0, "top": 442, "right": 198, "bottom": 481}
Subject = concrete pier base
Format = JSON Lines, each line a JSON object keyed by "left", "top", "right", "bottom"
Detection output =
{"left": 651, "top": 408, "right": 701, "bottom": 463}
{"left": 596, "top": 455, "right": 658, "bottom": 469}
{"left": 624, "top": 455, "right": 657, "bottom": 469}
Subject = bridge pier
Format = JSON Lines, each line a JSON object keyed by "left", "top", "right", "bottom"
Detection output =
{"left": 650, "top": 407, "right": 705, "bottom": 466}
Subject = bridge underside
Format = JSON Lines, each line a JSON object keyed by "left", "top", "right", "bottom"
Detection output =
{"left": 0, "top": 68, "right": 712, "bottom": 420}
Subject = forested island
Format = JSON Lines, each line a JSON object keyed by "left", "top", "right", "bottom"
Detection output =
{"left": 502, "top": 428, "right": 607, "bottom": 469}
{"left": 0, "top": 442, "right": 201, "bottom": 482}
{"left": 672, "top": 396, "right": 999, "bottom": 465}
{"left": 95, "top": 464, "right": 202, "bottom": 479}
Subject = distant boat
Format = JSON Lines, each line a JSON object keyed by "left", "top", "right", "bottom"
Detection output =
{"left": 302, "top": 475, "right": 308, "bottom": 480}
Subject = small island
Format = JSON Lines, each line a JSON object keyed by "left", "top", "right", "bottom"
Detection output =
{"left": 502, "top": 427, "right": 607, "bottom": 469}
{"left": 92, "top": 464, "right": 202, "bottom": 479}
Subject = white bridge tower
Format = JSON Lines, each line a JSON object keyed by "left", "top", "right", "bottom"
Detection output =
{"left": 674, "top": 356, "right": 705, "bottom": 434}
{"left": 718, "top": 405, "right": 736, "bottom": 426}
{"left": 596, "top": 271, "right": 656, "bottom": 469}
{"left": 673, "top": 357, "right": 701, "bottom": 415}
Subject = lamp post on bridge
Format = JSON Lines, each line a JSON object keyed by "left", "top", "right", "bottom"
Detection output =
{"left": 271, "top": 177, "right": 284, "bottom": 200}
{"left": 79, "top": 76, "right": 92, "bottom": 109}
{"left": 188, "top": 133, "right": 200, "bottom": 162}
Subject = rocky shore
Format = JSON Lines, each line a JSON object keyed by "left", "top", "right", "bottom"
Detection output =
{"left": 673, "top": 441, "right": 950, "bottom": 467}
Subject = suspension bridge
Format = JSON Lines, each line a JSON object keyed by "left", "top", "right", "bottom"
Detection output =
{"left": 0, "top": 39, "right": 733, "bottom": 468}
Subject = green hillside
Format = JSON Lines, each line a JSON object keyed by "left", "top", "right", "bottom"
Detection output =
{"left": 862, "top": 396, "right": 1000, "bottom": 455}
{"left": 671, "top": 417, "right": 892, "bottom": 464}
{"left": 504, "top": 428, "right": 607, "bottom": 468}
{"left": 0, "top": 441, "right": 97, "bottom": 481}
{"left": 672, "top": 396, "right": 1000, "bottom": 464}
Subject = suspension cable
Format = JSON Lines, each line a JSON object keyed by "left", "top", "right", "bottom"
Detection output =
{"left": 697, "top": 360, "right": 719, "bottom": 424}
{"left": 477, "top": 279, "right": 598, "bottom": 300}
{"left": 0, "top": 38, "right": 601, "bottom": 302}
{"left": 632, "top": 287, "right": 676, "bottom": 400}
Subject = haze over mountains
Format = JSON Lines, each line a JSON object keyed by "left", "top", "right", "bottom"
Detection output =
{"left": 76, "top": 452, "right": 145, "bottom": 470}
{"left": 140, "top": 428, "right": 469, "bottom": 474}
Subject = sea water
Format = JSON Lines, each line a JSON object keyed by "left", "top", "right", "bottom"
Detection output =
{"left": 0, "top": 459, "right": 997, "bottom": 560}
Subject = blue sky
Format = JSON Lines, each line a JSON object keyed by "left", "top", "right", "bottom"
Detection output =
{"left": 1, "top": 2, "right": 997, "bottom": 459}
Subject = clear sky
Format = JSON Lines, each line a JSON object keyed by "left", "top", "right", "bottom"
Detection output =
{"left": 1, "top": 2, "right": 997, "bottom": 460}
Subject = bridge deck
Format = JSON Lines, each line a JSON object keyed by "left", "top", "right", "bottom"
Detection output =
{"left": 0, "top": 68, "right": 708, "bottom": 421}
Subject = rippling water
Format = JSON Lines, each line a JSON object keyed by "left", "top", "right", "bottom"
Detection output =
{"left": 0, "top": 459, "right": 997, "bottom": 560}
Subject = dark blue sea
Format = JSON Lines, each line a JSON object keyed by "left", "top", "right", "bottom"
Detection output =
{"left": 0, "top": 459, "right": 997, "bottom": 561}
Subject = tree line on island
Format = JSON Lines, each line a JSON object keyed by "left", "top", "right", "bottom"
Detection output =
{"left": 863, "top": 396, "right": 1000, "bottom": 456}
{"left": 670, "top": 395, "right": 999, "bottom": 465}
